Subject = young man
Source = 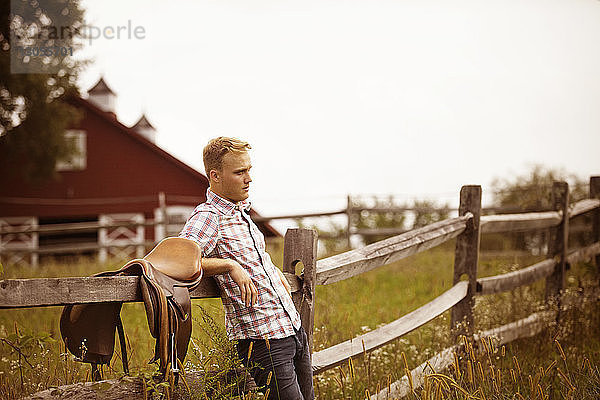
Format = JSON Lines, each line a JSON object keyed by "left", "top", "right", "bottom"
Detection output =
{"left": 179, "top": 137, "right": 314, "bottom": 400}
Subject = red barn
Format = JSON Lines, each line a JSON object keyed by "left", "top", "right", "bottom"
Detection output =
{"left": 0, "top": 78, "right": 278, "bottom": 265}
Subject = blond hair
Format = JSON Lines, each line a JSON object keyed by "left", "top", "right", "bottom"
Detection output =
{"left": 203, "top": 137, "right": 252, "bottom": 175}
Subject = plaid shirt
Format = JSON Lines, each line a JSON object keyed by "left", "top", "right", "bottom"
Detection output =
{"left": 179, "top": 189, "right": 301, "bottom": 340}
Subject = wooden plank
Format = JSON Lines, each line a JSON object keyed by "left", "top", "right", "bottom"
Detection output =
{"left": 26, "top": 369, "right": 257, "bottom": 399}
{"left": 476, "top": 243, "right": 600, "bottom": 297}
{"left": 251, "top": 210, "right": 345, "bottom": 222}
{"left": 451, "top": 185, "right": 481, "bottom": 338}
{"left": 197, "top": 274, "right": 302, "bottom": 298}
{"left": 316, "top": 215, "right": 471, "bottom": 286}
{"left": 370, "top": 311, "right": 554, "bottom": 400}
{"left": 0, "top": 220, "right": 157, "bottom": 235}
{"left": 354, "top": 217, "right": 594, "bottom": 237}
{"left": 0, "top": 273, "right": 301, "bottom": 309}
{"left": 190, "top": 277, "right": 222, "bottom": 299}
{"left": 0, "top": 194, "right": 157, "bottom": 206}
{"left": 282, "top": 272, "right": 302, "bottom": 293}
{"left": 283, "top": 228, "right": 318, "bottom": 351}
{"left": 480, "top": 211, "right": 562, "bottom": 234}
{"left": 349, "top": 206, "right": 434, "bottom": 213}
{"left": 3, "top": 200, "right": 578, "bottom": 237}
{"left": 0, "top": 276, "right": 141, "bottom": 308}
{"left": 7, "top": 242, "right": 156, "bottom": 255}
{"left": 476, "top": 259, "right": 556, "bottom": 296}
{"left": 311, "top": 281, "right": 468, "bottom": 374}
{"left": 483, "top": 205, "right": 550, "bottom": 214}
{"left": 475, "top": 310, "right": 555, "bottom": 345}
{"left": 352, "top": 228, "right": 408, "bottom": 236}
{"left": 370, "top": 346, "right": 458, "bottom": 399}
{"left": 545, "top": 182, "right": 569, "bottom": 303}
{"left": 566, "top": 242, "right": 600, "bottom": 265}
{"left": 569, "top": 198, "right": 600, "bottom": 218}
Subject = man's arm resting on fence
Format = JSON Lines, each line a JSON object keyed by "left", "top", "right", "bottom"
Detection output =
{"left": 202, "top": 258, "right": 258, "bottom": 306}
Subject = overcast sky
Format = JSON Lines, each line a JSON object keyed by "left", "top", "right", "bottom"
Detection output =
{"left": 77, "top": 0, "right": 600, "bottom": 222}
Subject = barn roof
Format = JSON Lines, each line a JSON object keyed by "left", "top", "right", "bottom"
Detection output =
{"left": 72, "top": 96, "right": 208, "bottom": 184}
{"left": 88, "top": 77, "right": 116, "bottom": 95}
{"left": 69, "top": 96, "right": 280, "bottom": 237}
{"left": 132, "top": 114, "right": 156, "bottom": 131}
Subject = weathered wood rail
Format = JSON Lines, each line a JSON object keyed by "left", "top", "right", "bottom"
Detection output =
{"left": 315, "top": 215, "right": 472, "bottom": 285}
{"left": 367, "top": 177, "right": 600, "bottom": 399}
{"left": 372, "top": 309, "right": 556, "bottom": 400}
{"left": 312, "top": 281, "right": 468, "bottom": 373}
{"left": 1, "top": 176, "right": 599, "bottom": 399}
{"left": 476, "top": 258, "right": 556, "bottom": 295}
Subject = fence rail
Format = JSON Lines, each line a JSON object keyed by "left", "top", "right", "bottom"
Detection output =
{"left": 570, "top": 198, "right": 600, "bottom": 218}
{"left": 315, "top": 214, "right": 471, "bottom": 285}
{"left": 0, "top": 220, "right": 158, "bottom": 235}
{"left": 477, "top": 258, "right": 556, "bottom": 295}
{"left": 312, "top": 281, "right": 468, "bottom": 373}
{"left": 371, "top": 309, "right": 556, "bottom": 400}
{"left": 5, "top": 197, "right": 590, "bottom": 262}
{"left": 479, "top": 211, "right": 561, "bottom": 233}
{"left": 1, "top": 176, "right": 599, "bottom": 399}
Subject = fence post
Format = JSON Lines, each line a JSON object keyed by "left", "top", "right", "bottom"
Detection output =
{"left": 31, "top": 218, "right": 39, "bottom": 267}
{"left": 283, "top": 228, "right": 318, "bottom": 352}
{"left": 451, "top": 185, "right": 481, "bottom": 340}
{"left": 98, "top": 215, "right": 108, "bottom": 264}
{"left": 590, "top": 177, "right": 600, "bottom": 276}
{"left": 346, "top": 195, "right": 352, "bottom": 249}
{"left": 545, "top": 181, "right": 569, "bottom": 305}
{"left": 156, "top": 192, "right": 167, "bottom": 241}
{"left": 134, "top": 213, "right": 145, "bottom": 258}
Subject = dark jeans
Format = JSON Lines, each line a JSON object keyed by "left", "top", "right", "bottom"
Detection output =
{"left": 236, "top": 327, "right": 315, "bottom": 400}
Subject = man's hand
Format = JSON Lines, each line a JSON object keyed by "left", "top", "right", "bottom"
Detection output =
{"left": 227, "top": 259, "right": 259, "bottom": 307}
{"left": 201, "top": 258, "right": 258, "bottom": 307}
{"left": 276, "top": 267, "right": 292, "bottom": 295}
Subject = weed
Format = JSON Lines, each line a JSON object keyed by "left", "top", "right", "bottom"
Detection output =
{"left": 0, "top": 247, "right": 599, "bottom": 399}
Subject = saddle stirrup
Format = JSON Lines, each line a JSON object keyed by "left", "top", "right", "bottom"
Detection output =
{"left": 171, "top": 332, "right": 178, "bottom": 374}
{"left": 116, "top": 314, "right": 129, "bottom": 375}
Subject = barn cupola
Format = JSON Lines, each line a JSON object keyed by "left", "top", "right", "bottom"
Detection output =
{"left": 132, "top": 114, "right": 157, "bottom": 142}
{"left": 87, "top": 77, "right": 116, "bottom": 113}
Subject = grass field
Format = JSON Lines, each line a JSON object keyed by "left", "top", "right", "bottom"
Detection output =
{"left": 1, "top": 241, "right": 599, "bottom": 399}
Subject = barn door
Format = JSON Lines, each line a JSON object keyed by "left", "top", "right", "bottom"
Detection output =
{"left": 98, "top": 213, "right": 145, "bottom": 263}
{"left": 0, "top": 216, "right": 38, "bottom": 267}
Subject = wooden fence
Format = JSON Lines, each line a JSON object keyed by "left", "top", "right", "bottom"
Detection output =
{"left": 2, "top": 192, "right": 562, "bottom": 266}
{"left": 0, "top": 177, "right": 599, "bottom": 399}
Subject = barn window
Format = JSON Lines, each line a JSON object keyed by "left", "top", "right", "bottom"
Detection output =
{"left": 56, "top": 130, "right": 87, "bottom": 171}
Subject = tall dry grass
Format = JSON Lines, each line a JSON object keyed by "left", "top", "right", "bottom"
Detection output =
{"left": 0, "top": 244, "right": 599, "bottom": 399}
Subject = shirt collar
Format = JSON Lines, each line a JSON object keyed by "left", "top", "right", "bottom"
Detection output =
{"left": 206, "top": 188, "right": 252, "bottom": 215}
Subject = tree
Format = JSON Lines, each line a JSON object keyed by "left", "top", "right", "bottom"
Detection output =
{"left": 0, "top": 0, "right": 86, "bottom": 184}
{"left": 490, "top": 165, "right": 589, "bottom": 253}
{"left": 299, "top": 196, "right": 451, "bottom": 255}
{"left": 491, "top": 164, "right": 587, "bottom": 211}
{"left": 351, "top": 196, "right": 450, "bottom": 244}
{"left": 351, "top": 195, "right": 407, "bottom": 245}
{"left": 297, "top": 218, "right": 348, "bottom": 256}
{"left": 411, "top": 199, "right": 450, "bottom": 229}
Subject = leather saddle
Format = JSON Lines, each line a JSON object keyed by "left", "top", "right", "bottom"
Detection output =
{"left": 60, "top": 237, "right": 203, "bottom": 381}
